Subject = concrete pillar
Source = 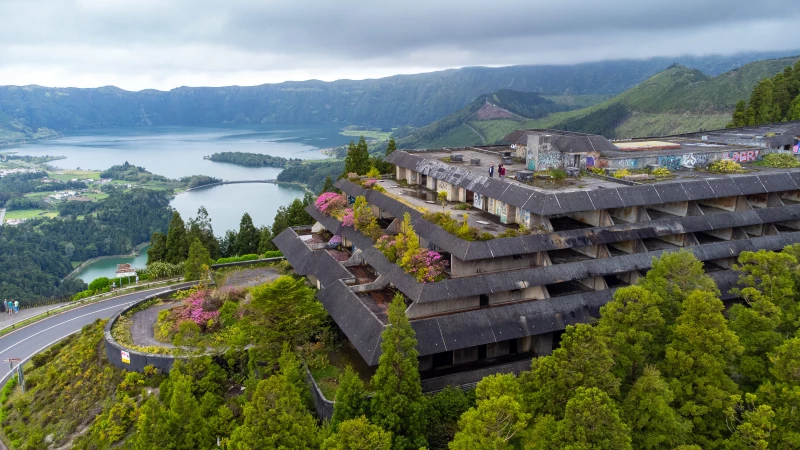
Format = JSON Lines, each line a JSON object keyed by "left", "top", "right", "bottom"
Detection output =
{"left": 532, "top": 333, "right": 553, "bottom": 356}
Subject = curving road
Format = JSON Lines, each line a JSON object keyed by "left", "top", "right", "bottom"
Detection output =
{"left": 0, "top": 283, "right": 194, "bottom": 387}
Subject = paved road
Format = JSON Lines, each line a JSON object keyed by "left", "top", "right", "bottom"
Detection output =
{"left": 0, "top": 283, "right": 193, "bottom": 387}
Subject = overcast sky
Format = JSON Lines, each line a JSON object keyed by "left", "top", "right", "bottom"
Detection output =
{"left": 1, "top": 0, "right": 798, "bottom": 91}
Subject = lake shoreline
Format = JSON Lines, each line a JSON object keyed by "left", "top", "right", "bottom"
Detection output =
{"left": 64, "top": 242, "right": 150, "bottom": 282}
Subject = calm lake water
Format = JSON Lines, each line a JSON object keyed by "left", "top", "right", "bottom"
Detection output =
{"left": 8, "top": 125, "right": 350, "bottom": 283}
{"left": 72, "top": 246, "right": 151, "bottom": 282}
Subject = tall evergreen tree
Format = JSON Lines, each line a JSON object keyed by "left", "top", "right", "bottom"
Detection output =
{"left": 270, "top": 195, "right": 314, "bottom": 238}
{"left": 728, "top": 100, "right": 748, "bottom": 128}
{"left": 733, "top": 249, "right": 799, "bottom": 334}
{"left": 522, "top": 323, "right": 619, "bottom": 418}
{"left": 331, "top": 366, "right": 369, "bottom": 430}
{"left": 235, "top": 213, "right": 259, "bottom": 255}
{"left": 220, "top": 229, "right": 238, "bottom": 258}
{"left": 621, "top": 366, "right": 691, "bottom": 449}
{"left": 165, "top": 211, "right": 189, "bottom": 264}
{"left": 449, "top": 374, "right": 530, "bottom": 450}
{"left": 725, "top": 394, "right": 776, "bottom": 450}
{"left": 228, "top": 375, "right": 320, "bottom": 449}
{"left": 370, "top": 294, "right": 427, "bottom": 450}
{"left": 662, "top": 290, "right": 743, "bottom": 448}
{"left": 728, "top": 296, "right": 783, "bottom": 392}
{"left": 550, "top": 387, "right": 632, "bottom": 450}
{"left": 320, "top": 176, "right": 336, "bottom": 194}
{"left": 343, "top": 137, "right": 371, "bottom": 176}
{"left": 322, "top": 416, "right": 392, "bottom": 450}
{"left": 385, "top": 137, "right": 397, "bottom": 156}
{"left": 597, "top": 285, "right": 666, "bottom": 389}
{"left": 131, "top": 395, "right": 172, "bottom": 450}
{"left": 184, "top": 238, "right": 211, "bottom": 281}
{"left": 168, "top": 371, "right": 212, "bottom": 449}
{"left": 187, "top": 206, "right": 220, "bottom": 259}
{"left": 756, "top": 337, "right": 800, "bottom": 448}
{"left": 147, "top": 231, "right": 167, "bottom": 264}
{"left": 639, "top": 250, "right": 718, "bottom": 329}
{"left": 257, "top": 226, "right": 276, "bottom": 253}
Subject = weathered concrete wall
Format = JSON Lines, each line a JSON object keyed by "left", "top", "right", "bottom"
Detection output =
{"left": 305, "top": 368, "right": 335, "bottom": 421}
{"left": 421, "top": 358, "right": 533, "bottom": 392}
{"left": 406, "top": 296, "right": 480, "bottom": 318}
{"left": 450, "top": 254, "right": 540, "bottom": 277}
{"left": 488, "top": 286, "right": 548, "bottom": 305}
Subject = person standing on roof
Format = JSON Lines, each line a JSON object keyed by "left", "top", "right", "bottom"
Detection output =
{"left": 488, "top": 165, "right": 495, "bottom": 178}
{"left": 499, "top": 164, "right": 506, "bottom": 180}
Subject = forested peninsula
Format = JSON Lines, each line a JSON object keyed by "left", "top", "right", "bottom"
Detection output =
{"left": 207, "top": 152, "right": 302, "bottom": 168}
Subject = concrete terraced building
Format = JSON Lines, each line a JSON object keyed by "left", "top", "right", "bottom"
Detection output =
{"left": 275, "top": 122, "right": 800, "bottom": 390}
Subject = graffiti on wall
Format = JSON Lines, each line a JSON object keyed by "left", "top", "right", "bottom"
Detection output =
{"left": 725, "top": 150, "right": 760, "bottom": 163}
{"left": 658, "top": 155, "right": 681, "bottom": 171}
{"left": 537, "top": 151, "right": 562, "bottom": 170}
{"left": 793, "top": 138, "right": 799, "bottom": 154}
{"left": 521, "top": 208, "right": 531, "bottom": 227}
{"left": 473, "top": 193, "right": 483, "bottom": 209}
{"left": 437, "top": 180, "right": 448, "bottom": 192}
{"left": 585, "top": 156, "right": 595, "bottom": 167}
{"left": 619, "top": 159, "right": 638, "bottom": 168}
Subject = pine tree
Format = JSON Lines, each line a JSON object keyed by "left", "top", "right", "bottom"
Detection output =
{"left": 370, "top": 294, "right": 427, "bottom": 450}
{"left": 550, "top": 387, "right": 632, "bottom": 450}
{"left": 184, "top": 238, "right": 211, "bottom": 281}
{"left": 322, "top": 416, "right": 392, "bottom": 450}
{"left": 165, "top": 211, "right": 189, "bottom": 264}
{"left": 733, "top": 249, "right": 799, "bottom": 334}
{"left": 147, "top": 231, "right": 167, "bottom": 264}
{"left": 639, "top": 250, "right": 718, "bottom": 328}
{"left": 521, "top": 323, "right": 619, "bottom": 418}
{"left": 621, "top": 366, "right": 691, "bottom": 449}
{"left": 449, "top": 374, "right": 530, "bottom": 450}
{"left": 331, "top": 366, "right": 369, "bottom": 430}
{"left": 755, "top": 337, "right": 800, "bottom": 448}
{"left": 257, "top": 226, "right": 275, "bottom": 253}
{"left": 425, "top": 387, "right": 475, "bottom": 450}
{"left": 725, "top": 393, "right": 776, "bottom": 450}
{"left": 235, "top": 212, "right": 260, "bottom": 255}
{"left": 321, "top": 175, "right": 336, "bottom": 194}
{"left": 728, "top": 296, "right": 783, "bottom": 392}
{"left": 662, "top": 290, "right": 743, "bottom": 448}
{"left": 168, "top": 371, "right": 212, "bottom": 449}
{"left": 228, "top": 375, "right": 320, "bottom": 449}
{"left": 386, "top": 137, "right": 397, "bottom": 156}
{"left": 597, "top": 285, "right": 666, "bottom": 388}
{"left": 131, "top": 395, "right": 172, "bottom": 450}
{"left": 343, "top": 137, "right": 371, "bottom": 176}
{"left": 187, "top": 206, "right": 220, "bottom": 259}
{"left": 728, "top": 100, "right": 748, "bottom": 128}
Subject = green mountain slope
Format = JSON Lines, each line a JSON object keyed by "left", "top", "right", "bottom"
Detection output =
{"left": 394, "top": 90, "right": 571, "bottom": 148}
{"left": 532, "top": 56, "right": 800, "bottom": 138}
{"left": 1, "top": 50, "right": 799, "bottom": 145}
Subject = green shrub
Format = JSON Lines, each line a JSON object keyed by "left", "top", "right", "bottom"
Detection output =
{"left": 652, "top": 167, "right": 672, "bottom": 177}
{"left": 262, "top": 250, "right": 283, "bottom": 258}
{"left": 453, "top": 203, "right": 471, "bottom": 210}
{"left": 589, "top": 167, "right": 605, "bottom": 175}
{"left": 708, "top": 159, "right": 745, "bottom": 173}
{"left": 613, "top": 168, "right": 632, "bottom": 179}
{"left": 88, "top": 277, "right": 112, "bottom": 292}
{"left": 214, "top": 254, "right": 259, "bottom": 264}
{"left": 758, "top": 152, "right": 800, "bottom": 168}
{"left": 549, "top": 168, "right": 567, "bottom": 180}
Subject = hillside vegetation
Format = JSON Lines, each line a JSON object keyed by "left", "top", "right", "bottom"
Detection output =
{"left": 395, "top": 90, "right": 570, "bottom": 148}
{"left": 728, "top": 60, "right": 800, "bottom": 126}
{"left": 532, "top": 56, "right": 800, "bottom": 138}
{"left": 1, "top": 51, "right": 798, "bottom": 144}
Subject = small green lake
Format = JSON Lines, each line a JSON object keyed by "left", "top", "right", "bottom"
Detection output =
{"left": 73, "top": 246, "right": 150, "bottom": 284}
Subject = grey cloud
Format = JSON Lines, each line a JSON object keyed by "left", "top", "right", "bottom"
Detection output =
{"left": 0, "top": 0, "right": 798, "bottom": 90}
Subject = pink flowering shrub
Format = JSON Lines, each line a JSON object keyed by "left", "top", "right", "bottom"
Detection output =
{"left": 329, "top": 235, "right": 343, "bottom": 245}
{"left": 315, "top": 192, "right": 346, "bottom": 215}
{"left": 363, "top": 179, "right": 377, "bottom": 188}
{"left": 341, "top": 208, "right": 355, "bottom": 226}
{"left": 174, "top": 289, "right": 220, "bottom": 331}
{"left": 404, "top": 249, "right": 448, "bottom": 283}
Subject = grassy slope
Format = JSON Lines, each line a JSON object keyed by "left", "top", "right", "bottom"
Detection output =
{"left": 531, "top": 56, "right": 800, "bottom": 138}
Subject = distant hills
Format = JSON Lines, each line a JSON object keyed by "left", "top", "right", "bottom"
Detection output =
{"left": 397, "top": 55, "right": 800, "bottom": 148}
{"left": 1, "top": 50, "right": 799, "bottom": 145}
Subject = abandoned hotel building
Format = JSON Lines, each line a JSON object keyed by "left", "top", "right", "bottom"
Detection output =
{"left": 276, "top": 121, "right": 800, "bottom": 390}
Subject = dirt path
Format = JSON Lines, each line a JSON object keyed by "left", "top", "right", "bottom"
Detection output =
{"left": 130, "top": 302, "right": 177, "bottom": 348}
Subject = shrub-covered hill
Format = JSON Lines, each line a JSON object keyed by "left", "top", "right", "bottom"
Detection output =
{"left": 396, "top": 55, "right": 800, "bottom": 147}
{"left": 394, "top": 89, "right": 571, "bottom": 149}
{"left": 530, "top": 56, "right": 800, "bottom": 138}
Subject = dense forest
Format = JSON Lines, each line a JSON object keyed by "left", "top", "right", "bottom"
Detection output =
{"left": 5, "top": 248, "right": 800, "bottom": 449}
{"left": 0, "top": 189, "right": 172, "bottom": 302}
{"left": 728, "top": 60, "right": 800, "bottom": 127}
{"left": 208, "top": 152, "right": 302, "bottom": 168}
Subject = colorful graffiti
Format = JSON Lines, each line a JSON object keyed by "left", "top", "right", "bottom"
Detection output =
{"left": 658, "top": 155, "right": 681, "bottom": 171}
{"left": 537, "top": 151, "right": 562, "bottom": 171}
{"left": 681, "top": 153, "right": 697, "bottom": 168}
{"left": 726, "top": 150, "right": 760, "bottom": 163}
{"left": 585, "top": 156, "right": 595, "bottom": 167}
{"left": 520, "top": 209, "right": 531, "bottom": 227}
{"left": 793, "top": 138, "right": 799, "bottom": 154}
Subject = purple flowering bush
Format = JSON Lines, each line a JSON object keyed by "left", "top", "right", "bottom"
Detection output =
{"left": 341, "top": 208, "right": 355, "bottom": 227}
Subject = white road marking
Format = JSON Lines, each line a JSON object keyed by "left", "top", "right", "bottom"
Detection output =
{"left": 0, "top": 331, "right": 82, "bottom": 386}
{"left": 0, "top": 301, "right": 136, "bottom": 355}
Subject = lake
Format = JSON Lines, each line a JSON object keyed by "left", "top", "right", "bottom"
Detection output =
{"left": 72, "top": 246, "right": 150, "bottom": 282}
{"left": 7, "top": 125, "right": 352, "bottom": 283}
